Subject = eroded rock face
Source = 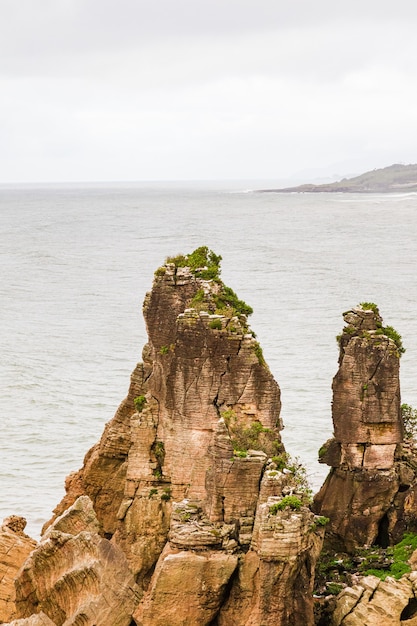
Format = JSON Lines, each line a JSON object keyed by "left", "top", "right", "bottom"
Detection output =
{"left": 134, "top": 544, "right": 238, "bottom": 626}
{"left": 0, "top": 517, "right": 37, "bottom": 623}
{"left": 217, "top": 494, "right": 325, "bottom": 626}
{"left": 4, "top": 613, "right": 57, "bottom": 626}
{"left": 314, "top": 305, "right": 417, "bottom": 551}
{"left": 15, "top": 496, "right": 139, "bottom": 626}
{"left": 332, "top": 573, "right": 417, "bottom": 626}
{"left": 10, "top": 249, "right": 324, "bottom": 626}
{"left": 47, "top": 252, "right": 284, "bottom": 587}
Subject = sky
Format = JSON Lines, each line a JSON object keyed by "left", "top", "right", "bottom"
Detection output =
{"left": 2, "top": 0, "right": 417, "bottom": 183}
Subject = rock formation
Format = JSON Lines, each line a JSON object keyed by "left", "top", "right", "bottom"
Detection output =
{"left": 14, "top": 496, "right": 139, "bottom": 625}
{"left": 0, "top": 517, "right": 36, "bottom": 623}
{"left": 331, "top": 572, "right": 417, "bottom": 625}
{"left": 5, "top": 248, "right": 325, "bottom": 626}
{"left": 314, "top": 304, "right": 417, "bottom": 551}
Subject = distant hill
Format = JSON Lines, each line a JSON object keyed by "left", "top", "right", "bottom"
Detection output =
{"left": 259, "top": 164, "right": 417, "bottom": 193}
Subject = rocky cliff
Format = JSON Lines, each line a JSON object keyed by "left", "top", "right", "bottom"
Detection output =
{"left": 313, "top": 304, "right": 417, "bottom": 551}
{"left": 1, "top": 248, "right": 325, "bottom": 626}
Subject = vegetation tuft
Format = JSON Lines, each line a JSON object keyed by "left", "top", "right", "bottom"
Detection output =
{"left": 315, "top": 532, "right": 417, "bottom": 596}
{"left": 375, "top": 325, "right": 405, "bottom": 355}
{"left": 402, "top": 404, "right": 417, "bottom": 440}
{"left": 134, "top": 395, "right": 147, "bottom": 412}
{"left": 336, "top": 303, "right": 405, "bottom": 357}
{"left": 165, "top": 247, "right": 253, "bottom": 318}
{"left": 362, "top": 532, "right": 417, "bottom": 580}
{"left": 269, "top": 495, "right": 302, "bottom": 514}
{"left": 360, "top": 302, "right": 380, "bottom": 315}
{"left": 209, "top": 318, "right": 223, "bottom": 330}
{"left": 166, "top": 246, "right": 222, "bottom": 280}
{"left": 230, "top": 421, "right": 281, "bottom": 458}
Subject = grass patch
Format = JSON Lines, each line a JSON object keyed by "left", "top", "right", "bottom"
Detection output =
{"left": 209, "top": 318, "right": 223, "bottom": 330}
{"left": 134, "top": 395, "right": 147, "bottom": 412}
{"left": 161, "top": 488, "right": 172, "bottom": 502}
{"left": 360, "top": 302, "right": 380, "bottom": 315}
{"left": 230, "top": 421, "right": 280, "bottom": 457}
{"left": 166, "top": 246, "right": 222, "bottom": 280}
{"left": 375, "top": 325, "right": 405, "bottom": 355}
{"left": 269, "top": 495, "right": 302, "bottom": 514}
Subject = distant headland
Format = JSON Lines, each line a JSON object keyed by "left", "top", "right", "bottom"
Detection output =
{"left": 259, "top": 163, "right": 417, "bottom": 193}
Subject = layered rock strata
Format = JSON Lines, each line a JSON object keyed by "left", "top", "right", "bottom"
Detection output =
{"left": 0, "top": 517, "right": 37, "bottom": 623}
{"left": 332, "top": 572, "right": 417, "bottom": 626}
{"left": 7, "top": 249, "right": 324, "bottom": 626}
{"left": 14, "top": 496, "right": 139, "bottom": 626}
{"left": 314, "top": 305, "right": 417, "bottom": 551}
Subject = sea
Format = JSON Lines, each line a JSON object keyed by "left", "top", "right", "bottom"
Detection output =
{"left": 1, "top": 182, "right": 417, "bottom": 538}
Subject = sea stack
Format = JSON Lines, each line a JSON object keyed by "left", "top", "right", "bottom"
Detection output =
{"left": 6, "top": 248, "right": 325, "bottom": 626}
{"left": 314, "top": 303, "right": 417, "bottom": 551}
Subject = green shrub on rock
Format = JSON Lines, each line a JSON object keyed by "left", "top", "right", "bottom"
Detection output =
{"left": 402, "top": 404, "right": 417, "bottom": 440}
{"left": 269, "top": 496, "right": 302, "bottom": 514}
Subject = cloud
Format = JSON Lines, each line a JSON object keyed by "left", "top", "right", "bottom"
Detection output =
{"left": 1, "top": 0, "right": 417, "bottom": 181}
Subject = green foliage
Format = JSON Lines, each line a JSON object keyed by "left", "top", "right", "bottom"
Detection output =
{"left": 213, "top": 285, "right": 253, "bottom": 317}
{"left": 267, "top": 453, "right": 312, "bottom": 502}
{"left": 337, "top": 303, "right": 405, "bottom": 357}
{"left": 167, "top": 247, "right": 253, "bottom": 318}
{"left": 362, "top": 532, "right": 417, "bottom": 580}
{"left": 190, "top": 289, "right": 206, "bottom": 309}
{"left": 326, "top": 582, "right": 343, "bottom": 596}
{"left": 233, "top": 450, "right": 248, "bottom": 458}
{"left": 159, "top": 345, "right": 169, "bottom": 355}
{"left": 166, "top": 246, "right": 222, "bottom": 280}
{"left": 253, "top": 342, "right": 266, "bottom": 366}
{"left": 148, "top": 488, "right": 158, "bottom": 498}
{"left": 316, "top": 516, "right": 330, "bottom": 526}
{"left": 230, "top": 421, "right": 279, "bottom": 457}
{"left": 360, "top": 302, "right": 380, "bottom": 315}
{"left": 375, "top": 325, "right": 405, "bottom": 355}
{"left": 401, "top": 404, "right": 417, "bottom": 440}
{"left": 209, "top": 318, "right": 223, "bottom": 330}
{"left": 152, "top": 441, "right": 165, "bottom": 466}
{"left": 154, "top": 266, "right": 166, "bottom": 277}
{"left": 221, "top": 409, "right": 236, "bottom": 426}
{"left": 134, "top": 395, "right": 147, "bottom": 412}
{"left": 161, "top": 488, "right": 172, "bottom": 501}
{"left": 314, "top": 551, "right": 355, "bottom": 596}
{"left": 318, "top": 445, "right": 327, "bottom": 459}
{"left": 285, "top": 456, "right": 313, "bottom": 502}
{"left": 271, "top": 455, "right": 287, "bottom": 471}
{"left": 269, "top": 496, "right": 302, "bottom": 514}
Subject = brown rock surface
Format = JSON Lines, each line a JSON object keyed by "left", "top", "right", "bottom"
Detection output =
{"left": 217, "top": 496, "right": 325, "bottom": 626}
{"left": 4, "top": 613, "right": 57, "bottom": 625}
{"left": 134, "top": 544, "right": 238, "bottom": 626}
{"left": 15, "top": 496, "right": 139, "bottom": 626}
{"left": 332, "top": 573, "right": 417, "bottom": 626}
{"left": 0, "top": 517, "right": 37, "bottom": 623}
{"left": 9, "top": 249, "right": 326, "bottom": 626}
{"left": 47, "top": 249, "right": 284, "bottom": 587}
{"left": 313, "top": 305, "right": 417, "bottom": 551}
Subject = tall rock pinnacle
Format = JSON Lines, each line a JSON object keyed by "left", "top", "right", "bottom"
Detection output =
{"left": 313, "top": 303, "right": 417, "bottom": 552}
{"left": 8, "top": 248, "right": 325, "bottom": 626}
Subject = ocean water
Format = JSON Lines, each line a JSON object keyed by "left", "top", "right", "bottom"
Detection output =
{"left": 1, "top": 183, "right": 417, "bottom": 538}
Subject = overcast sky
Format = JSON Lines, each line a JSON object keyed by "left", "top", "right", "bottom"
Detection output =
{"left": 2, "top": 0, "right": 417, "bottom": 183}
